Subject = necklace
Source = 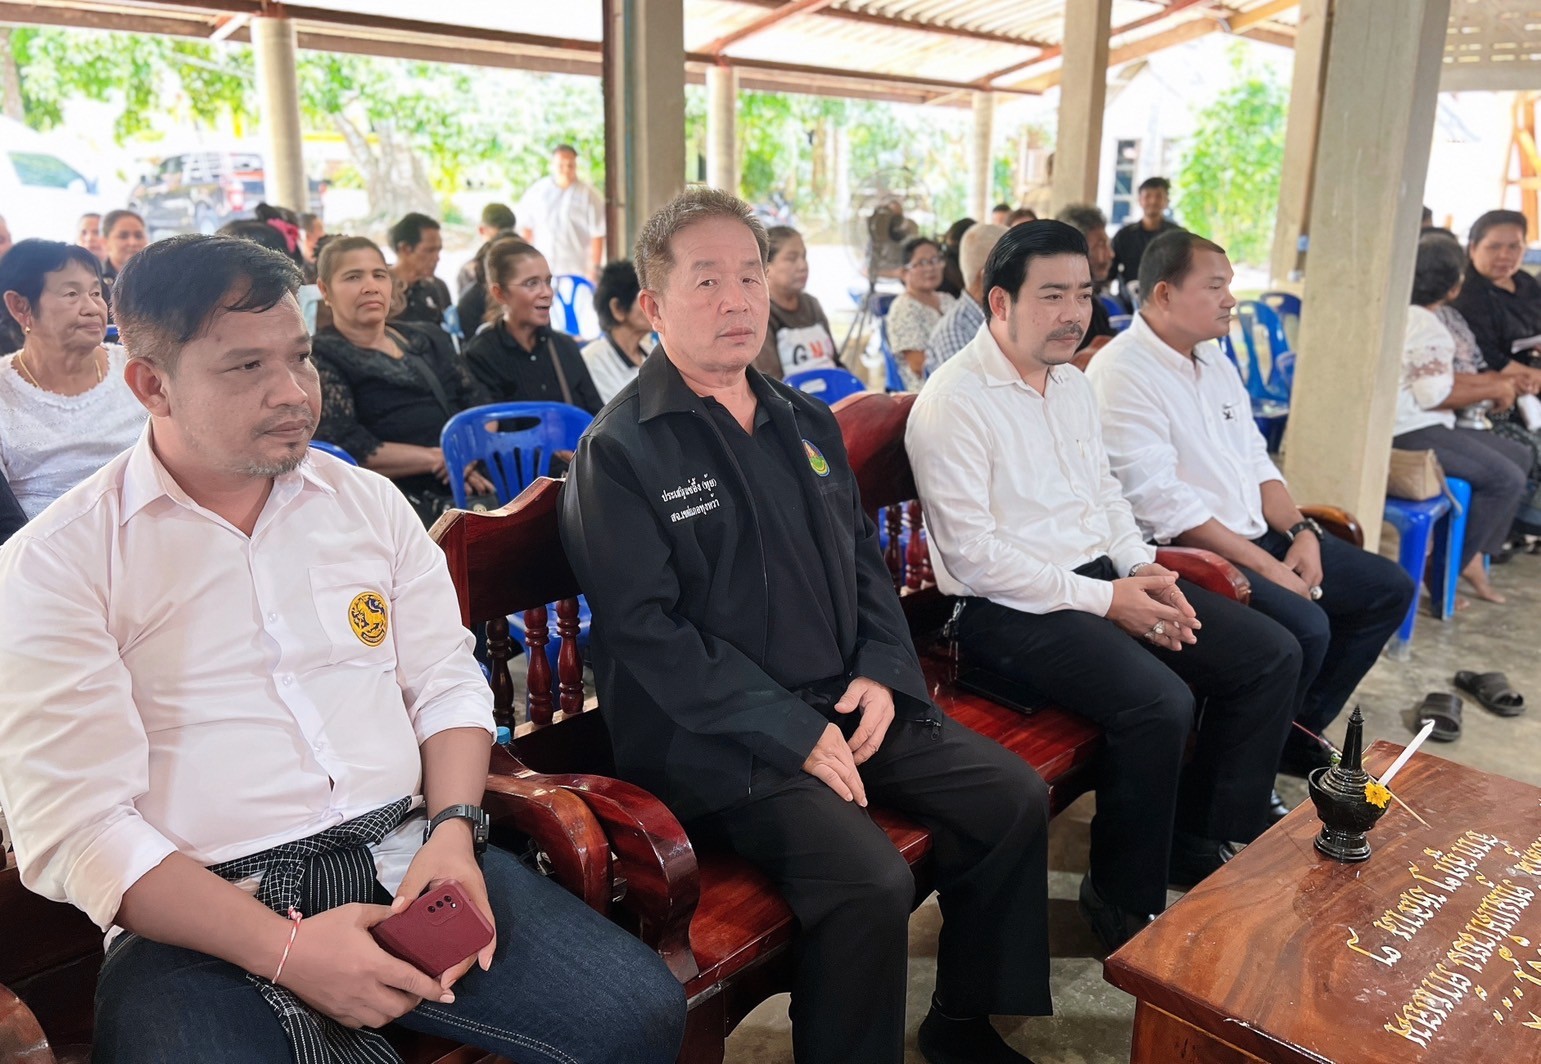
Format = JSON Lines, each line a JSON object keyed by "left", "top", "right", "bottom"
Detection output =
{"left": 15, "top": 347, "right": 105, "bottom": 392}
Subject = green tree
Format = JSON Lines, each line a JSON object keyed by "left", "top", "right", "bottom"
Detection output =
{"left": 1175, "top": 46, "right": 1287, "bottom": 265}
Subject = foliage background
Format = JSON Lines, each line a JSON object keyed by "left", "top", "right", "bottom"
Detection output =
{"left": 1175, "top": 47, "right": 1288, "bottom": 266}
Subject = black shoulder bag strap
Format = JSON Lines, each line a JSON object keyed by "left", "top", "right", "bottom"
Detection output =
{"left": 389, "top": 326, "right": 456, "bottom": 419}
{"left": 545, "top": 335, "right": 576, "bottom": 407}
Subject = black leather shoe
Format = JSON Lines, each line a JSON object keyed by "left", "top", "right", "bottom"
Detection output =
{"left": 1277, "top": 732, "right": 1334, "bottom": 778}
{"left": 917, "top": 1001, "right": 1036, "bottom": 1064}
{"left": 1268, "top": 788, "right": 1292, "bottom": 823}
{"left": 1169, "top": 834, "right": 1243, "bottom": 890}
{"left": 1077, "top": 873, "right": 1154, "bottom": 953}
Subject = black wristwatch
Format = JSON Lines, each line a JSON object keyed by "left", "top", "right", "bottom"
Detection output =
{"left": 425, "top": 804, "right": 489, "bottom": 855}
{"left": 1285, "top": 517, "right": 1325, "bottom": 544}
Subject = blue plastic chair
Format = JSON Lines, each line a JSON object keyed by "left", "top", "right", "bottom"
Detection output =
{"left": 1433, "top": 476, "right": 1474, "bottom": 621}
{"left": 1098, "top": 294, "right": 1125, "bottom": 318}
{"left": 308, "top": 440, "right": 358, "bottom": 466}
{"left": 786, "top": 368, "right": 867, "bottom": 404}
{"left": 1383, "top": 491, "right": 1455, "bottom": 657}
{"left": 442, "top": 304, "right": 463, "bottom": 342}
{"left": 441, "top": 401, "right": 595, "bottom": 668}
{"left": 440, "top": 401, "right": 593, "bottom": 509}
{"left": 1258, "top": 291, "right": 1302, "bottom": 319}
{"left": 552, "top": 274, "right": 600, "bottom": 340}
{"left": 1234, "top": 301, "right": 1294, "bottom": 403}
{"left": 878, "top": 319, "right": 907, "bottom": 393}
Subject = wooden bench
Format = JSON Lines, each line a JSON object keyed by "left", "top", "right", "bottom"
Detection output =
{"left": 0, "top": 774, "right": 624, "bottom": 1064}
{"left": 426, "top": 390, "right": 1265, "bottom": 1063}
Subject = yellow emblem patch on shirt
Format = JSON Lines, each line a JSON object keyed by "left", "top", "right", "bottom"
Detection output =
{"left": 348, "top": 591, "right": 389, "bottom": 647}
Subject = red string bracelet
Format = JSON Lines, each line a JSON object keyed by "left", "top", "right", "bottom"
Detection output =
{"left": 273, "top": 907, "right": 303, "bottom": 984}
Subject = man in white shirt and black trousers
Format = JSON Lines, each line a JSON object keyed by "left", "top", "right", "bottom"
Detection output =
{"left": 1086, "top": 230, "right": 1414, "bottom": 783}
{"left": 0, "top": 234, "right": 684, "bottom": 1063}
{"left": 561, "top": 188, "right": 1053, "bottom": 1064}
{"left": 906, "top": 221, "right": 1301, "bottom": 953}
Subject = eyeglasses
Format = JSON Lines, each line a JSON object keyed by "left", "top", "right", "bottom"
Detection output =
{"left": 905, "top": 257, "right": 944, "bottom": 269}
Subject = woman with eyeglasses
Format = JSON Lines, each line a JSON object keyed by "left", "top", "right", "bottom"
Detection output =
{"left": 463, "top": 237, "right": 603, "bottom": 414}
{"left": 886, "top": 236, "right": 956, "bottom": 391}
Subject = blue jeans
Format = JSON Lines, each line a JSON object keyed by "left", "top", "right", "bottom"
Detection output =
{"left": 93, "top": 846, "right": 685, "bottom": 1064}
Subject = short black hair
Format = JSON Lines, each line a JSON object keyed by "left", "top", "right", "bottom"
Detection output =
{"left": 944, "top": 218, "right": 976, "bottom": 249}
{"left": 594, "top": 260, "right": 642, "bottom": 330}
{"left": 1137, "top": 228, "right": 1222, "bottom": 297}
{"left": 901, "top": 236, "right": 940, "bottom": 266}
{"left": 102, "top": 209, "right": 144, "bottom": 238}
{"left": 1468, "top": 209, "right": 1528, "bottom": 249}
{"left": 219, "top": 218, "right": 299, "bottom": 264}
{"left": 388, "top": 212, "right": 440, "bottom": 252}
{"left": 481, "top": 202, "right": 516, "bottom": 230}
{"left": 1421, "top": 205, "right": 1434, "bottom": 225}
{"left": 1412, "top": 234, "right": 1465, "bottom": 306}
{"left": 0, "top": 239, "right": 105, "bottom": 350}
{"left": 991, "top": 203, "right": 1012, "bottom": 215}
{"left": 982, "top": 219, "right": 1089, "bottom": 322}
{"left": 553, "top": 144, "right": 578, "bottom": 157}
{"left": 114, "top": 234, "right": 302, "bottom": 374}
{"left": 1138, "top": 176, "right": 1171, "bottom": 194}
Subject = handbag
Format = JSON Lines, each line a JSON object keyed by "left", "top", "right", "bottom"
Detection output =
{"left": 1386, "top": 448, "right": 1462, "bottom": 513}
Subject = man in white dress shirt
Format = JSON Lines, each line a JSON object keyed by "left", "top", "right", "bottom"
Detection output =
{"left": 0, "top": 234, "right": 683, "bottom": 1063}
{"left": 906, "top": 221, "right": 1300, "bottom": 952}
{"left": 517, "top": 144, "right": 607, "bottom": 280}
{"left": 1087, "top": 231, "right": 1414, "bottom": 779}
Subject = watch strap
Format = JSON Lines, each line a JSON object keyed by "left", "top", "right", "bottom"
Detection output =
{"left": 425, "top": 803, "right": 489, "bottom": 853}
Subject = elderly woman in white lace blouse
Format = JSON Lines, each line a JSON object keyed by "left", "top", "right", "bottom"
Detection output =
{"left": 1397, "top": 235, "right": 1531, "bottom": 603}
{"left": 0, "top": 239, "right": 146, "bottom": 521}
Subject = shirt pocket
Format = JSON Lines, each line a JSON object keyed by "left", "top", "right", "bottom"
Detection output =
{"left": 308, "top": 561, "right": 398, "bottom": 669}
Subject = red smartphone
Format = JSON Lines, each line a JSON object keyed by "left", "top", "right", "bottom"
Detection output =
{"left": 371, "top": 879, "right": 495, "bottom": 979}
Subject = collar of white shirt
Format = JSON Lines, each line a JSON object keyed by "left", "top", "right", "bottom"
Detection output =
{"left": 118, "top": 423, "right": 336, "bottom": 528}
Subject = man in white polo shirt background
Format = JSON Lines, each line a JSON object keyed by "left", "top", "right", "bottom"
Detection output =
{"left": 517, "top": 144, "right": 607, "bottom": 281}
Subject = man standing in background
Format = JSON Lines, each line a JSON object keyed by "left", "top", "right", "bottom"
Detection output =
{"left": 518, "top": 145, "right": 606, "bottom": 281}
{"left": 1110, "top": 177, "right": 1180, "bottom": 308}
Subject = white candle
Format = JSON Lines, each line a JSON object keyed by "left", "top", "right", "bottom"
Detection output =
{"left": 1379, "top": 720, "right": 1436, "bottom": 788}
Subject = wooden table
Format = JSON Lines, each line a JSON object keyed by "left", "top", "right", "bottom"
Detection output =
{"left": 1105, "top": 741, "right": 1541, "bottom": 1063}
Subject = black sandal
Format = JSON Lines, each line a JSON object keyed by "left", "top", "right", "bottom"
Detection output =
{"left": 1406, "top": 693, "right": 1463, "bottom": 742}
{"left": 1453, "top": 671, "right": 1526, "bottom": 717}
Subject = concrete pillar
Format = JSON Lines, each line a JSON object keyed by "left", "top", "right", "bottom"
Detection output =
{"left": 1281, "top": 0, "right": 1451, "bottom": 548}
{"left": 602, "top": 0, "right": 687, "bottom": 259}
{"left": 1269, "top": 0, "right": 1332, "bottom": 286}
{"left": 251, "top": 16, "right": 307, "bottom": 214}
{"left": 706, "top": 64, "right": 739, "bottom": 194}
{"left": 1051, "top": 0, "right": 1112, "bottom": 212}
{"left": 970, "top": 90, "right": 995, "bottom": 221}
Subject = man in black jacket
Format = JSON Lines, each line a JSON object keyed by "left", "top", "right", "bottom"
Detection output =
{"left": 560, "top": 188, "right": 1052, "bottom": 1064}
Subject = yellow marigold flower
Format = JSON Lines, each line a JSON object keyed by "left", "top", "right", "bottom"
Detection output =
{"left": 1364, "top": 781, "right": 1391, "bottom": 809}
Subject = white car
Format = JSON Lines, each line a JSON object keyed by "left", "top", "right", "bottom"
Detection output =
{"left": 0, "top": 117, "right": 107, "bottom": 244}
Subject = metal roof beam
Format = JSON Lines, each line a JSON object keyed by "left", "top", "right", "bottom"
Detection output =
{"left": 700, "top": 0, "right": 837, "bottom": 57}
{"left": 726, "top": 0, "right": 1055, "bottom": 50}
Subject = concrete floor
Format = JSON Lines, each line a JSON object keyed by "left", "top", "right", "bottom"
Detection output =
{"left": 722, "top": 546, "right": 1541, "bottom": 1064}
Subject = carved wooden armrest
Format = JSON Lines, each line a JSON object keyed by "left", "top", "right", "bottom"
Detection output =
{"left": 1301, "top": 504, "right": 1365, "bottom": 548}
{"left": 0, "top": 982, "right": 55, "bottom": 1064}
{"left": 540, "top": 773, "right": 701, "bottom": 984}
{"left": 1154, "top": 546, "right": 1252, "bottom": 606}
{"left": 481, "top": 773, "right": 611, "bottom": 913}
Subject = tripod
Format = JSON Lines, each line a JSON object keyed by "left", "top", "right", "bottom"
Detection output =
{"left": 840, "top": 237, "right": 884, "bottom": 363}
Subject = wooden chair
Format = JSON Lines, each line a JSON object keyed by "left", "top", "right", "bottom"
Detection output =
{"left": 0, "top": 774, "right": 619, "bottom": 1064}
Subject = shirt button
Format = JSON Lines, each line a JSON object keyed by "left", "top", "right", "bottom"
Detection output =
{"left": 281, "top": 674, "right": 294, "bottom": 687}
{"left": 267, "top": 612, "right": 277, "bottom": 622}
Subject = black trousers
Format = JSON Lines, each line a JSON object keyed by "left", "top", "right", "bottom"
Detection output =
{"left": 1240, "top": 531, "right": 1415, "bottom": 737}
{"left": 688, "top": 715, "right": 1051, "bottom": 1064}
{"left": 956, "top": 559, "right": 1300, "bottom": 916}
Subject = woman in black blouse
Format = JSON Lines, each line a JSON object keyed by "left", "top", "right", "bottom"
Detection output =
{"left": 463, "top": 238, "right": 603, "bottom": 414}
{"left": 1450, "top": 210, "right": 1541, "bottom": 392}
{"left": 311, "top": 236, "right": 494, "bottom": 519}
